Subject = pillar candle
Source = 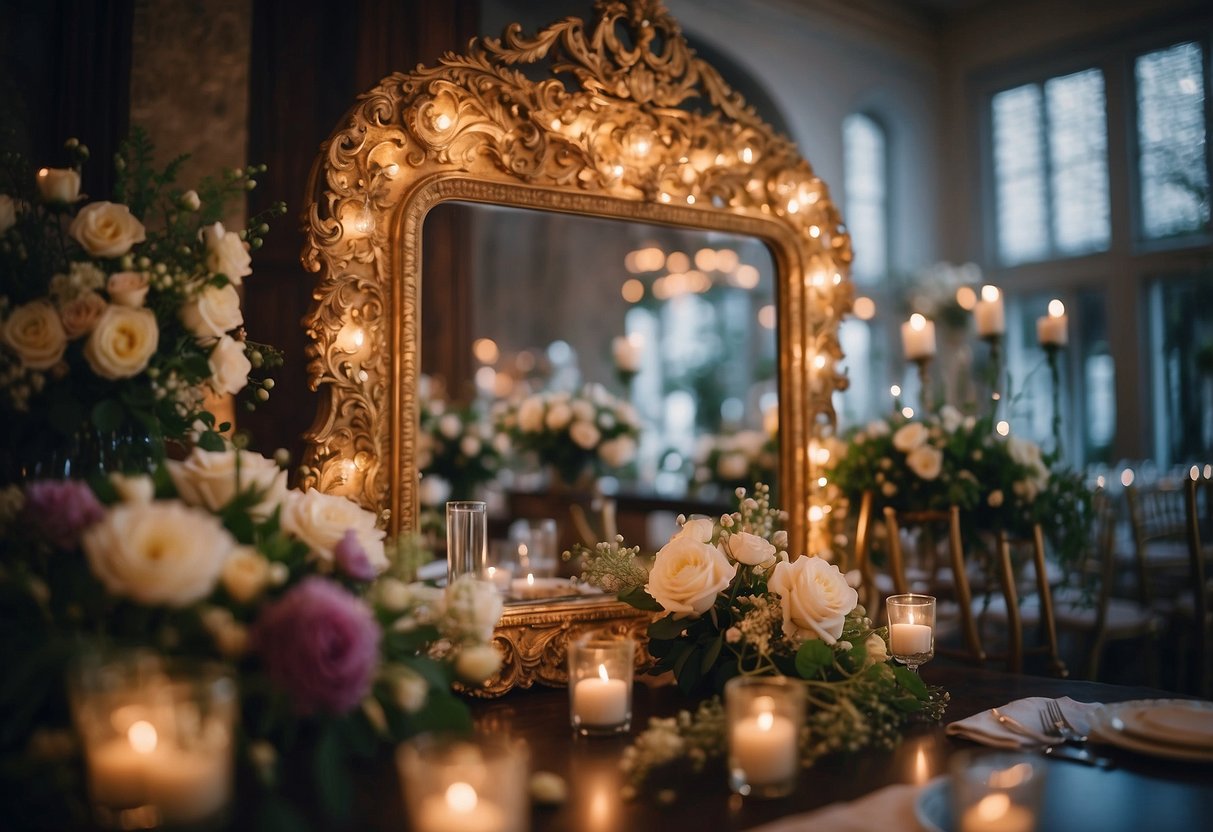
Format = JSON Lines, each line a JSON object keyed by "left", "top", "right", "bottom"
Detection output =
{"left": 1036, "top": 300, "right": 1067, "bottom": 347}
{"left": 974, "top": 286, "right": 1005, "bottom": 337}
{"left": 730, "top": 710, "right": 798, "bottom": 786}
{"left": 572, "top": 665, "right": 629, "bottom": 726}
{"left": 901, "top": 314, "right": 936, "bottom": 360}
{"left": 890, "top": 622, "right": 933, "bottom": 655}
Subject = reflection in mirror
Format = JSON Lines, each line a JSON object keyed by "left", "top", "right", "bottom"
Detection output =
{"left": 420, "top": 202, "right": 778, "bottom": 561}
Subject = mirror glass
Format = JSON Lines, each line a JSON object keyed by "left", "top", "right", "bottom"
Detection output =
{"left": 420, "top": 202, "right": 778, "bottom": 575}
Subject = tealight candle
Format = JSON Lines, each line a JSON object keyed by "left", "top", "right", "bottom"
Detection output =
{"left": 730, "top": 708, "right": 798, "bottom": 787}
{"left": 901, "top": 313, "right": 937, "bottom": 360}
{"left": 960, "top": 793, "right": 1035, "bottom": 832}
{"left": 950, "top": 752, "right": 1045, "bottom": 832}
{"left": 885, "top": 594, "right": 936, "bottom": 675}
{"left": 568, "top": 635, "right": 635, "bottom": 735}
{"left": 890, "top": 622, "right": 933, "bottom": 655}
{"left": 414, "top": 782, "right": 507, "bottom": 832}
{"left": 725, "top": 677, "right": 805, "bottom": 798}
{"left": 398, "top": 735, "right": 529, "bottom": 832}
{"left": 974, "top": 285, "right": 1005, "bottom": 337}
{"left": 1036, "top": 299, "right": 1067, "bottom": 347}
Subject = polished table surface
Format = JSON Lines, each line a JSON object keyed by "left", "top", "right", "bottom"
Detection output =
{"left": 352, "top": 663, "right": 1213, "bottom": 832}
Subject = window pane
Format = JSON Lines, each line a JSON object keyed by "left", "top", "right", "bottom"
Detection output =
{"left": 1046, "top": 69, "right": 1110, "bottom": 253}
{"left": 993, "top": 84, "right": 1048, "bottom": 264}
{"left": 1136, "top": 42, "right": 1209, "bottom": 239}
{"left": 1151, "top": 275, "right": 1213, "bottom": 464}
{"left": 843, "top": 114, "right": 887, "bottom": 283}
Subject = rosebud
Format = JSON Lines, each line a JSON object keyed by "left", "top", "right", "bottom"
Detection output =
{"left": 35, "top": 168, "right": 81, "bottom": 203}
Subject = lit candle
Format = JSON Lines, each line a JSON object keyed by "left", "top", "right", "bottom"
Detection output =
{"left": 890, "top": 622, "right": 932, "bottom": 655}
{"left": 1036, "top": 299, "right": 1068, "bottom": 347}
{"left": 974, "top": 285, "right": 1005, "bottom": 337}
{"left": 612, "top": 333, "right": 644, "bottom": 373}
{"left": 730, "top": 708, "right": 798, "bottom": 786}
{"left": 901, "top": 313, "right": 937, "bottom": 360}
{"left": 960, "top": 793, "right": 1035, "bottom": 832}
{"left": 414, "top": 782, "right": 507, "bottom": 832}
{"left": 572, "top": 664, "right": 629, "bottom": 727}
{"left": 86, "top": 721, "right": 156, "bottom": 809}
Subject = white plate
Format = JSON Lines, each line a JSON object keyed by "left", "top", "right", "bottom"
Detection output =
{"left": 1090, "top": 699, "right": 1213, "bottom": 762}
{"left": 914, "top": 777, "right": 952, "bottom": 832}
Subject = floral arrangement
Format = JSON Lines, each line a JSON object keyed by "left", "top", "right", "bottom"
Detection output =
{"left": 0, "top": 130, "right": 283, "bottom": 480}
{"left": 827, "top": 406, "right": 1092, "bottom": 569}
{"left": 495, "top": 383, "right": 641, "bottom": 488}
{"left": 417, "top": 381, "right": 509, "bottom": 505}
{"left": 571, "top": 485, "right": 947, "bottom": 798}
{"left": 0, "top": 447, "right": 503, "bottom": 827}
{"left": 903, "top": 261, "right": 983, "bottom": 331}
{"left": 690, "top": 429, "right": 777, "bottom": 500}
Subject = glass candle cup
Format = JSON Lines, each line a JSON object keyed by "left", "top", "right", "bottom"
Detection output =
{"left": 67, "top": 650, "right": 238, "bottom": 830}
{"left": 950, "top": 750, "right": 1046, "bottom": 832}
{"left": 886, "top": 593, "right": 936, "bottom": 673}
{"left": 567, "top": 635, "right": 635, "bottom": 736}
{"left": 507, "top": 518, "right": 558, "bottom": 579}
{"left": 397, "top": 733, "right": 530, "bottom": 832}
{"left": 725, "top": 675, "right": 805, "bottom": 799}
{"left": 447, "top": 500, "right": 488, "bottom": 583}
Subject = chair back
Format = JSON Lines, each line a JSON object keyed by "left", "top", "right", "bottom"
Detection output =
{"left": 1183, "top": 476, "right": 1211, "bottom": 697}
{"left": 1126, "top": 481, "right": 1187, "bottom": 604}
{"left": 882, "top": 505, "right": 985, "bottom": 664}
{"left": 850, "top": 491, "right": 879, "bottom": 617}
{"left": 995, "top": 525, "right": 1068, "bottom": 677}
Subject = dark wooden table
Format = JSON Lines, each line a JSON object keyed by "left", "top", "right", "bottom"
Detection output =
{"left": 342, "top": 662, "right": 1213, "bottom": 832}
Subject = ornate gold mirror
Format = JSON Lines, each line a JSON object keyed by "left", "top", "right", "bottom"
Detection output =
{"left": 301, "top": 0, "right": 852, "bottom": 693}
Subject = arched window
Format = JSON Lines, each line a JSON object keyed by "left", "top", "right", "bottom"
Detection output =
{"left": 842, "top": 113, "right": 889, "bottom": 284}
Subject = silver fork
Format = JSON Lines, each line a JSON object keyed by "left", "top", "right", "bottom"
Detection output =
{"left": 1044, "top": 699, "right": 1089, "bottom": 744}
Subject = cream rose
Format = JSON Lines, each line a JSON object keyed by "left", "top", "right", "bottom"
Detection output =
{"left": 83, "top": 306, "right": 158, "bottom": 379}
{"left": 569, "top": 420, "right": 600, "bottom": 450}
{"left": 208, "top": 335, "right": 251, "bottom": 395}
{"left": 906, "top": 445, "right": 943, "bottom": 481}
{"left": 455, "top": 644, "right": 503, "bottom": 684}
{"left": 36, "top": 168, "right": 80, "bottom": 203}
{"left": 767, "top": 555, "right": 858, "bottom": 644}
{"left": 69, "top": 201, "right": 146, "bottom": 258}
{"left": 202, "top": 222, "right": 252, "bottom": 284}
{"left": 675, "top": 516, "right": 715, "bottom": 544}
{"left": 418, "top": 475, "right": 451, "bottom": 507}
{"left": 598, "top": 435, "right": 636, "bottom": 468}
{"left": 3, "top": 300, "right": 67, "bottom": 369}
{"left": 517, "top": 396, "right": 544, "bottom": 432}
{"left": 571, "top": 399, "right": 595, "bottom": 423}
{"left": 459, "top": 435, "right": 481, "bottom": 457}
{"left": 108, "top": 472, "right": 155, "bottom": 504}
{"left": 644, "top": 530, "right": 737, "bottom": 617}
{"left": 438, "top": 412, "right": 462, "bottom": 439}
{"left": 545, "top": 401, "right": 572, "bottom": 431}
{"left": 221, "top": 547, "right": 273, "bottom": 603}
{"left": 58, "top": 292, "right": 106, "bottom": 339}
{"left": 388, "top": 667, "right": 429, "bottom": 713}
{"left": 181, "top": 283, "right": 243, "bottom": 339}
{"left": 0, "top": 194, "right": 16, "bottom": 232}
{"left": 717, "top": 452, "right": 749, "bottom": 481}
{"left": 106, "top": 271, "right": 150, "bottom": 307}
{"left": 444, "top": 576, "right": 505, "bottom": 643}
{"left": 81, "top": 501, "right": 235, "bottom": 606}
{"left": 280, "top": 489, "right": 388, "bottom": 573}
{"left": 167, "top": 447, "right": 289, "bottom": 516}
{"left": 723, "top": 531, "right": 776, "bottom": 566}
{"left": 892, "top": 422, "right": 929, "bottom": 453}
{"left": 864, "top": 632, "right": 889, "bottom": 665}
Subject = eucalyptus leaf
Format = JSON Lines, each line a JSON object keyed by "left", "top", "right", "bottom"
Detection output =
{"left": 618, "top": 586, "right": 663, "bottom": 611}
{"left": 892, "top": 665, "right": 929, "bottom": 699}
{"left": 647, "top": 615, "right": 687, "bottom": 641}
{"left": 794, "top": 638, "right": 833, "bottom": 679}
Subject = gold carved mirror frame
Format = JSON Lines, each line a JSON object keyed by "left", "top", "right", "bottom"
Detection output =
{"left": 301, "top": 0, "right": 852, "bottom": 694}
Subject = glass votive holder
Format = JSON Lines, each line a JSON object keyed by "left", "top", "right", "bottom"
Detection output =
{"left": 725, "top": 675, "right": 804, "bottom": 799}
{"left": 507, "top": 518, "right": 558, "bottom": 579}
{"left": 950, "top": 750, "right": 1046, "bottom": 832}
{"left": 447, "top": 500, "right": 488, "bottom": 583}
{"left": 567, "top": 634, "right": 635, "bottom": 736}
{"left": 67, "top": 650, "right": 238, "bottom": 830}
{"left": 397, "top": 733, "right": 530, "bottom": 832}
{"left": 885, "top": 593, "right": 936, "bottom": 673}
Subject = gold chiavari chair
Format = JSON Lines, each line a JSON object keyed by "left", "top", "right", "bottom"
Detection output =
{"left": 1182, "top": 476, "right": 1212, "bottom": 698}
{"left": 882, "top": 506, "right": 986, "bottom": 665}
{"left": 850, "top": 491, "right": 881, "bottom": 619}
{"left": 1125, "top": 480, "right": 1191, "bottom": 607}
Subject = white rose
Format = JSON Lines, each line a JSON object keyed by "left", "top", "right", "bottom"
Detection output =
{"left": 68, "top": 201, "right": 146, "bottom": 258}
{"left": 0, "top": 194, "right": 16, "bottom": 232}
{"left": 108, "top": 472, "right": 155, "bottom": 504}
{"left": 987, "top": 489, "right": 1005, "bottom": 508}
{"left": 459, "top": 435, "right": 482, "bottom": 457}
{"left": 57, "top": 291, "right": 106, "bottom": 339}
{"left": 438, "top": 412, "right": 462, "bottom": 440}
{"left": 571, "top": 399, "right": 595, "bottom": 423}
{"left": 221, "top": 547, "right": 272, "bottom": 603}
{"left": 181, "top": 284, "right": 243, "bottom": 340}
{"left": 569, "top": 419, "right": 600, "bottom": 450}
{"left": 865, "top": 632, "right": 889, "bottom": 665}
{"left": 868, "top": 420, "right": 891, "bottom": 437}
{"left": 767, "top": 555, "right": 858, "bottom": 644}
{"left": 598, "top": 435, "right": 636, "bottom": 468}
{"left": 444, "top": 576, "right": 504, "bottom": 642}
{"left": 280, "top": 489, "right": 388, "bottom": 573}
{"left": 517, "top": 396, "right": 544, "bottom": 432}
{"left": 645, "top": 531, "right": 736, "bottom": 617}
{"left": 167, "top": 447, "right": 289, "bottom": 517}
{"left": 202, "top": 222, "right": 252, "bottom": 284}
{"left": 388, "top": 667, "right": 429, "bottom": 713}
{"left": 938, "top": 405, "right": 963, "bottom": 433}
{"left": 3, "top": 300, "right": 67, "bottom": 369}
{"left": 106, "top": 271, "right": 150, "bottom": 308}
{"left": 208, "top": 335, "right": 251, "bottom": 395}
{"left": 455, "top": 644, "right": 503, "bottom": 684}
{"left": 675, "top": 517, "right": 716, "bottom": 544}
{"left": 418, "top": 475, "right": 451, "bottom": 506}
{"left": 545, "top": 401, "right": 572, "bottom": 431}
{"left": 81, "top": 501, "right": 235, "bottom": 607}
{"left": 83, "top": 306, "right": 158, "bottom": 379}
{"left": 36, "top": 168, "right": 80, "bottom": 203}
{"left": 892, "top": 422, "right": 929, "bottom": 453}
{"left": 906, "top": 445, "right": 943, "bottom": 481}
{"left": 181, "top": 190, "right": 201, "bottom": 211}
{"left": 717, "top": 451, "right": 749, "bottom": 481}
{"left": 723, "top": 531, "right": 776, "bottom": 566}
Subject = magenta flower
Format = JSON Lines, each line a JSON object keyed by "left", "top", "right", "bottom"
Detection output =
{"left": 333, "top": 529, "right": 375, "bottom": 582}
{"left": 24, "top": 480, "right": 105, "bottom": 549}
{"left": 252, "top": 577, "right": 381, "bottom": 715}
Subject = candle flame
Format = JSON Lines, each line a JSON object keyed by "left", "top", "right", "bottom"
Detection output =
{"left": 890, "top": 384, "right": 901, "bottom": 397}
{"left": 1048, "top": 299, "right": 1065, "bottom": 318}
{"left": 909, "top": 313, "right": 926, "bottom": 331}
{"left": 756, "top": 711, "right": 774, "bottom": 732}
{"left": 486, "top": 566, "right": 496, "bottom": 578}
{"left": 445, "top": 782, "right": 478, "bottom": 814}
{"left": 980, "top": 284, "right": 1000, "bottom": 302}
{"left": 975, "top": 793, "right": 1012, "bottom": 821}
{"left": 527, "top": 573, "right": 535, "bottom": 586}
{"left": 37, "top": 168, "right": 49, "bottom": 178}
{"left": 598, "top": 663, "right": 610, "bottom": 683}
{"left": 128, "top": 720, "right": 157, "bottom": 754}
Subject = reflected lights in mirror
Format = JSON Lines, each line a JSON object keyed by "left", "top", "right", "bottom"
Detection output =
{"left": 758, "top": 305, "right": 776, "bottom": 329}
{"left": 852, "top": 296, "right": 876, "bottom": 320}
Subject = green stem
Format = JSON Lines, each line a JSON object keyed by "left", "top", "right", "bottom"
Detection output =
{"left": 1046, "top": 345, "right": 1063, "bottom": 457}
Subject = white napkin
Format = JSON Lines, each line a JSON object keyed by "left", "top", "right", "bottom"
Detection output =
{"left": 745, "top": 783, "right": 927, "bottom": 832}
{"left": 945, "top": 696, "right": 1102, "bottom": 749}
